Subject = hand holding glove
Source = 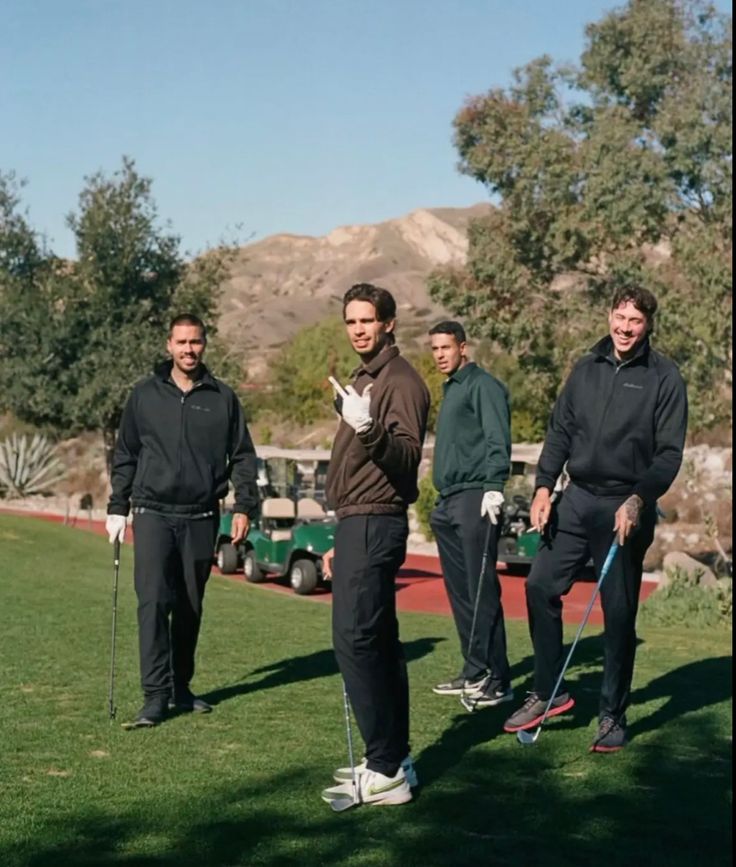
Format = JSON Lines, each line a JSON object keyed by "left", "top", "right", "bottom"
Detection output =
{"left": 106, "top": 514, "right": 127, "bottom": 544}
{"left": 480, "top": 491, "right": 504, "bottom": 525}
{"left": 329, "top": 377, "right": 373, "bottom": 434}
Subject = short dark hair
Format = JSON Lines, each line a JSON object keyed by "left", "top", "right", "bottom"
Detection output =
{"left": 343, "top": 283, "right": 396, "bottom": 321}
{"left": 610, "top": 286, "right": 657, "bottom": 331}
{"left": 169, "top": 313, "right": 207, "bottom": 340}
{"left": 342, "top": 283, "right": 397, "bottom": 344}
{"left": 429, "top": 320, "right": 467, "bottom": 344}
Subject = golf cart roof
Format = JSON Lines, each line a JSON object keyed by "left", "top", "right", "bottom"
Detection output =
{"left": 254, "top": 443, "right": 542, "bottom": 465}
{"left": 255, "top": 446, "right": 332, "bottom": 462}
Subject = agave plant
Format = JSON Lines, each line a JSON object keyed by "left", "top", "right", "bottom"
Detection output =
{"left": 0, "top": 433, "right": 66, "bottom": 498}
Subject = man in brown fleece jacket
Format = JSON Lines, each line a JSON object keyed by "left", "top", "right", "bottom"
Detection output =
{"left": 320, "top": 283, "right": 430, "bottom": 808}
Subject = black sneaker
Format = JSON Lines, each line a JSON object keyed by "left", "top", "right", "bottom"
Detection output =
{"left": 432, "top": 674, "right": 488, "bottom": 696}
{"left": 590, "top": 715, "right": 627, "bottom": 753}
{"left": 503, "top": 691, "right": 575, "bottom": 732}
{"left": 472, "top": 680, "right": 515, "bottom": 708}
{"left": 121, "top": 697, "right": 167, "bottom": 730}
{"left": 169, "top": 686, "right": 212, "bottom": 714}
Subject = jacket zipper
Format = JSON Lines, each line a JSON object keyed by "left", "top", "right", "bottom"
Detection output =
{"left": 590, "top": 357, "right": 636, "bottom": 459}
{"left": 177, "top": 381, "right": 204, "bottom": 487}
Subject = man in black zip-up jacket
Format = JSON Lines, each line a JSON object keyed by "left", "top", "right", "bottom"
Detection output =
{"left": 106, "top": 314, "right": 258, "bottom": 728}
{"left": 503, "top": 287, "right": 687, "bottom": 752}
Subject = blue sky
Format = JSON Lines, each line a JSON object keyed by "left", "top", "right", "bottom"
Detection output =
{"left": 2, "top": 1, "right": 729, "bottom": 258}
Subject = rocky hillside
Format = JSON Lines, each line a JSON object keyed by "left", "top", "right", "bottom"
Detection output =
{"left": 217, "top": 204, "right": 490, "bottom": 380}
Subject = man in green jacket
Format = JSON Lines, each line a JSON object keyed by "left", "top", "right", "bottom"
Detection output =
{"left": 429, "top": 321, "right": 513, "bottom": 708}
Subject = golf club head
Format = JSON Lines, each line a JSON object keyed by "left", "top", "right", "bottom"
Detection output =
{"left": 517, "top": 727, "right": 541, "bottom": 745}
{"left": 329, "top": 793, "right": 359, "bottom": 812}
{"left": 460, "top": 695, "right": 478, "bottom": 713}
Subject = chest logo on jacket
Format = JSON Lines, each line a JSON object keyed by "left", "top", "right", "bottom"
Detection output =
{"left": 622, "top": 383, "right": 644, "bottom": 390}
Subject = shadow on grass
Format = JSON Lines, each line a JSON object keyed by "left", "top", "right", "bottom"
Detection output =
{"left": 5, "top": 700, "right": 730, "bottom": 867}
{"left": 628, "top": 655, "right": 733, "bottom": 740}
{"left": 201, "top": 636, "right": 446, "bottom": 706}
{"left": 422, "top": 636, "right": 731, "bottom": 781}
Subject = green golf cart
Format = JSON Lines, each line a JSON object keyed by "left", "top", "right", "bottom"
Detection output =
{"left": 215, "top": 447, "right": 336, "bottom": 595}
{"left": 216, "top": 495, "right": 336, "bottom": 594}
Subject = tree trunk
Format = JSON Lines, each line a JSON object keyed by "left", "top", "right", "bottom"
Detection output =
{"left": 103, "top": 426, "right": 117, "bottom": 479}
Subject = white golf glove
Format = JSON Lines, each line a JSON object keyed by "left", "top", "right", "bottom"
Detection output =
{"left": 480, "top": 491, "right": 504, "bottom": 525}
{"left": 329, "top": 378, "right": 374, "bottom": 434}
{"left": 106, "top": 514, "right": 127, "bottom": 544}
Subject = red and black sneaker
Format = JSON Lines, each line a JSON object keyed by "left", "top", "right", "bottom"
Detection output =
{"left": 590, "top": 715, "right": 627, "bottom": 753}
{"left": 503, "top": 691, "right": 575, "bottom": 733}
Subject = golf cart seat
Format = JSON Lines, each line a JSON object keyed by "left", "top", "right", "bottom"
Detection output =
{"left": 260, "top": 497, "right": 296, "bottom": 541}
{"left": 296, "top": 497, "right": 326, "bottom": 521}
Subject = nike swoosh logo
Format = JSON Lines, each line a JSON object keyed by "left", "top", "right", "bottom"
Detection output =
{"left": 368, "top": 779, "right": 405, "bottom": 796}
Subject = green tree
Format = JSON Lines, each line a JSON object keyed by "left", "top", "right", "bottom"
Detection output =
{"left": 405, "top": 350, "right": 444, "bottom": 433}
{"left": 0, "top": 159, "right": 240, "bottom": 469}
{"left": 430, "top": 0, "right": 732, "bottom": 435}
{"left": 267, "top": 317, "right": 357, "bottom": 426}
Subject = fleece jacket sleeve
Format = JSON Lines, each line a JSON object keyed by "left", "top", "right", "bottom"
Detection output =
{"left": 471, "top": 375, "right": 511, "bottom": 492}
{"left": 107, "top": 392, "right": 141, "bottom": 517}
{"left": 535, "top": 375, "right": 576, "bottom": 493}
{"left": 357, "top": 376, "right": 430, "bottom": 481}
{"left": 631, "top": 367, "right": 688, "bottom": 505}
{"left": 228, "top": 395, "right": 259, "bottom": 519}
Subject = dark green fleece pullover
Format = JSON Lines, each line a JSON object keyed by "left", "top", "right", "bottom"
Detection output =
{"left": 432, "top": 362, "right": 511, "bottom": 497}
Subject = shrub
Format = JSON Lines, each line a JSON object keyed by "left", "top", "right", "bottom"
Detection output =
{"left": 0, "top": 433, "right": 66, "bottom": 497}
{"left": 415, "top": 474, "right": 438, "bottom": 541}
{"left": 639, "top": 567, "right": 732, "bottom": 630}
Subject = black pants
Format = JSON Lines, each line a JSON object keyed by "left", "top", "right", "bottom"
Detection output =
{"left": 526, "top": 483, "right": 656, "bottom": 719}
{"left": 132, "top": 511, "right": 218, "bottom": 700}
{"left": 430, "top": 489, "right": 510, "bottom": 684}
{"left": 331, "top": 513, "right": 409, "bottom": 777}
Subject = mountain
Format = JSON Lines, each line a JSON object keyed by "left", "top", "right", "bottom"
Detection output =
{"left": 217, "top": 204, "right": 491, "bottom": 380}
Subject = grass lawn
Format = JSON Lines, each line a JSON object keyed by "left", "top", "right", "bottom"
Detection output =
{"left": 0, "top": 514, "right": 731, "bottom": 867}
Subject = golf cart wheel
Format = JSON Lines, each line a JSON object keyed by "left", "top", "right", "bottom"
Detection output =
{"left": 217, "top": 543, "right": 239, "bottom": 574}
{"left": 289, "top": 558, "right": 319, "bottom": 595}
{"left": 243, "top": 550, "right": 265, "bottom": 583}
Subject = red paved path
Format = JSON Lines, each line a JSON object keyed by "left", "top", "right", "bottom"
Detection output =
{"left": 2, "top": 509, "right": 655, "bottom": 625}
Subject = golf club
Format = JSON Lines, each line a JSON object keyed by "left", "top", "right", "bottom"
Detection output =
{"left": 107, "top": 538, "right": 121, "bottom": 720}
{"left": 517, "top": 538, "right": 620, "bottom": 745}
{"left": 329, "top": 682, "right": 360, "bottom": 812}
{"left": 460, "top": 520, "right": 494, "bottom": 713}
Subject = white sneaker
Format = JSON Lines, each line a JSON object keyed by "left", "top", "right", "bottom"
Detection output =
{"left": 332, "top": 754, "right": 418, "bottom": 788}
{"left": 322, "top": 767, "right": 412, "bottom": 806}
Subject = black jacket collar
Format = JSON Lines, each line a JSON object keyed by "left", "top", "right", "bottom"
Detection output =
{"left": 590, "top": 335, "right": 651, "bottom": 366}
{"left": 154, "top": 360, "right": 219, "bottom": 389}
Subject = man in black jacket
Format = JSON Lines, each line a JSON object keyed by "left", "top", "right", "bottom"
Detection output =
{"left": 106, "top": 313, "right": 258, "bottom": 728}
{"left": 503, "top": 287, "right": 687, "bottom": 751}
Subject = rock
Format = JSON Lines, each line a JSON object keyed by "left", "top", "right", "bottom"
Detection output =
{"left": 656, "top": 491, "right": 679, "bottom": 523}
{"left": 662, "top": 551, "right": 717, "bottom": 587}
{"left": 643, "top": 536, "right": 666, "bottom": 571}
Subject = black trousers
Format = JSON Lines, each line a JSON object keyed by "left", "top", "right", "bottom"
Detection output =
{"left": 331, "top": 513, "right": 409, "bottom": 777}
{"left": 132, "top": 511, "right": 219, "bottom": 700}
{"left": 430, "top": 489, "right": 510, "bottom": 684}
{"left": 525, "top": 483, "right": 656, "bottom": 719}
